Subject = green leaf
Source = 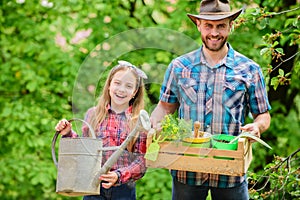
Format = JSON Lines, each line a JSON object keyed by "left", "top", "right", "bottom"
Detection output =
{"left": 251, "top": 8, "right": 261, "bottom": 16}
{"left": 272, "top": 41, "right": 279, "bottom": 47}
{"left": 26, "top": 81, "right": 37, "bottom": 92}
{"left": 294, "top": 59, "right": 300, "bottom": 73}
{"left": 260, "top": 47, "right": 269, "bottom": 56}
{"left": 1, "top": 106, "right": 12, "bottom": 117}
{"left": 284, "top": 18, "right": 295, "bottom": 28}
{"left": 278, "top": 69, "right": 284, "bottom": 76}
{"left": 275, "top": 48, "right": 284, "bottom": 54}
{"left": 271, "top": 77, "right": 279, "bottom": 90}
{"left": 258, "top": 18, "right": 268, "bottom": 29}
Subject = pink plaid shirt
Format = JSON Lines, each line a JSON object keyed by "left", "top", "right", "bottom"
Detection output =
{"left": 68, "top": 105, "right": 147, "bottom": 184}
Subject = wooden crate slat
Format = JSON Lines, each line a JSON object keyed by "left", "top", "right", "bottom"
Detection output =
{"left": 158, "top": 142, "right": 243, "bottom": 158}
{"left": 146, "top": 153, "right": 246, "bottom": 176}
{"left": 146, "top": 135, "right": 253, "bottom": 176}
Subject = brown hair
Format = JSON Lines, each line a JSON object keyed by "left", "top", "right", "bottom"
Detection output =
{"left": 89, "top": 64, "right": 145, "bottom": 151}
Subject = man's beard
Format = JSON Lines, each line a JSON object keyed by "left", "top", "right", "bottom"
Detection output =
{"left": 202, "top": 35, "right": 227, "bottom": 52}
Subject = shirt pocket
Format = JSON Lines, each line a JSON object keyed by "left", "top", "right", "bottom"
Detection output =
{"left": 97, "top": 125, "right": 114, "bottom": 146}
{"left": 178, "top": 78, "right": 198, "bottom": 105}
{"left": 223, "top": 80, "right": 246, "bottom": 109}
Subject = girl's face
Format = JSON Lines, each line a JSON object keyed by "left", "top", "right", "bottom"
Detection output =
{"left": 109, "top": 69, "right": 138, "bottom": 113}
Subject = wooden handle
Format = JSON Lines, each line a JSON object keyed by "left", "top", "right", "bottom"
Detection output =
{"left": 194, "top": 121, "right": 200, "bottom": 138}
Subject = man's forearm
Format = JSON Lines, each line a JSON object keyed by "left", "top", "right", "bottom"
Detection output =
{"left": 150, "top": 101, "right": 179, "bottom": 128}
{"left": 253, "top": 112, "right": 271, "bottom": 134}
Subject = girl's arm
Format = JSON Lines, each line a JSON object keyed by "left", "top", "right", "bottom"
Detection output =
{"left": 116, "top": 131, "right": 147, "bottom": 184}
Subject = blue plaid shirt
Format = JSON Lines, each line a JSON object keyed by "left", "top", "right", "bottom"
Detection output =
{"left": 160, "top": 43, "right": 271, "bottom": 188}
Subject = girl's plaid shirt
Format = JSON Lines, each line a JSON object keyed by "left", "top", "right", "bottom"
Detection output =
{"left": 68, "top": 105, "right": 147, "bottom": 184}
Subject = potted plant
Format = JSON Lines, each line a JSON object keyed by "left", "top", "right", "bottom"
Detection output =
{"left": 144, "top": 114, "right": 192, "bottom": 161}
{"left": 159, "top": 114, "right": 192, "bottom": 142}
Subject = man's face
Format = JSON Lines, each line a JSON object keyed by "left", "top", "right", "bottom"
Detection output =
{"left": 196, "top": 18, "right": 232, "bottom": 52}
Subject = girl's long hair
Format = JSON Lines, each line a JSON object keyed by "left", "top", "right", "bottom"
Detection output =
{"left": 89, "top": 65, "right": 145, "bottom": 150}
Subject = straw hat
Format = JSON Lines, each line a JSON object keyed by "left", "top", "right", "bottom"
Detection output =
{"left": 187, "top": 0, "right": 243, "bottom": 25}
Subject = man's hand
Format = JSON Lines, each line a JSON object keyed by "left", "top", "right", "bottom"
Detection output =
{"left": 150, "top": 101, "right": 178, "bottom": 129}
{"left": 240, "top": 123, "right": 260, "bottom": 143}
{"left": 241, "top": 111, "right": 271, "bottom": 143}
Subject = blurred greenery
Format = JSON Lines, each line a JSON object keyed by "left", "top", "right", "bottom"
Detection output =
{"left": 0, "top": 0, "right": 299, "bottom": 199}
{"left": 136, "top": 168, "right": 172, "bottom": 200}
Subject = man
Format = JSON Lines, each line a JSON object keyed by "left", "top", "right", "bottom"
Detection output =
{"left": 150, "top": 0, "right": 271, "bottom": 199}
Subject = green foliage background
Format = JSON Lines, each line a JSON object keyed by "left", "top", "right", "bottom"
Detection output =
{"left": 0, "top": 0, "right": 299, "bottom": 199}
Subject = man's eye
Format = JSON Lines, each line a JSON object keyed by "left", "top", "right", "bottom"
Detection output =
{"left": 218, "top": 24, "right": 226, "bottom": 29}
{"left": 205, "top": 24, "right": 212, "bottom": 28}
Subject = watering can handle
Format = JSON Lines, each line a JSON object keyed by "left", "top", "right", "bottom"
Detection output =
{"left": 51, "top": 118, "right": 96, "bottom": 168}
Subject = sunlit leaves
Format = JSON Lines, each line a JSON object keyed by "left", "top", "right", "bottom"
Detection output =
{"left": 270, "top": 69, "right": 291, "bottom": 90}
{"left": 1, "top": 0, "right": 299, "bottom": 199}
{"left": 249, "top": 151, "right": 300, "bottom": 199}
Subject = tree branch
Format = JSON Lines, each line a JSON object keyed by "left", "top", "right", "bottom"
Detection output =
{"left": 271, "top": 51, "right": 300, "bottom": 72}
{"left": 250, "top": 148, "right": 300, "bottom": 193}
{"left": 267, "top": 6, "right": 300, "bottom": 16}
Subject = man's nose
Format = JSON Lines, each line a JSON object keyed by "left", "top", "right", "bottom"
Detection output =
{"left": 211, "top": 28, "right": 220, "bottom": 37}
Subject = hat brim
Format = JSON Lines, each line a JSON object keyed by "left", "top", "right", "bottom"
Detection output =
{"left": 187, "top": 8, "right": 243, "bottom": 25}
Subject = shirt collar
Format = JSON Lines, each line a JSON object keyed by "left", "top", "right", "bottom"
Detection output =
{"left": 199, "top": 43, "right": 235, "bottom": 69}
{"left": 106, "top": 104, "right": 133, "bottom": 118}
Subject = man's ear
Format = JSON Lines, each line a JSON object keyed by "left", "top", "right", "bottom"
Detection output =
{"left": 229, "top": 20, "right": 234, "bottom": 33}
{"left": 229, "top": 20, "right": 234, "bottom": 29}
{"left": 196, "top": 19, "right": 201, "bottom": 32}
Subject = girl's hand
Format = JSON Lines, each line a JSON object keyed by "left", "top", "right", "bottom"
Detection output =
{"left": 99, "top": 171, "right": 119, "bottom": 189}
{"left": 55, "top": 119, "right": 72, "bottom": 136}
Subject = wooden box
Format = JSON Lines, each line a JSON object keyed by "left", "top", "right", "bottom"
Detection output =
{"left": 146, "top": 135, "right": 252, "bottom": 176}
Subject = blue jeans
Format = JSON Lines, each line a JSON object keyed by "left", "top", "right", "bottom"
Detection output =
{"left": 172, "top": 178, "right": 249, "bottom": 200}
{"left": 83, "top": 183, "right": 136, "bottom": 200}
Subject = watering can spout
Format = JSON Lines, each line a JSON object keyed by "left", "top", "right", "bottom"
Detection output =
{"left": 92, "top": 109, "right": 151, "bottom": 187}
{"left": 137, "top": 110, "right": 151, "bottom": 131}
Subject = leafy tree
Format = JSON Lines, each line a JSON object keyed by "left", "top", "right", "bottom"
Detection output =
{"left": 248, "top": 148, "right": 300, "bottom": 199}
{"left": 0, "top": 0, "right": 299, "bottom": 199}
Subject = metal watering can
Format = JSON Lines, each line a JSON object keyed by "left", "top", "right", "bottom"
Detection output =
{"left": 51, "top": 110, "right": 151, "bottom": 196}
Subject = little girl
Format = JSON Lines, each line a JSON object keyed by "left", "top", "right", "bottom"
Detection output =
{"left": 55, "top": 60, "right": 148, "bottom": 200}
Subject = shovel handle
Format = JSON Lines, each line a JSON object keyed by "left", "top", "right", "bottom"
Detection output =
{"left": 194, "top": 121, "right": 201, "bottom": 138}
{"left": 51, "top": 118, "right": 96, "bottom": 168}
